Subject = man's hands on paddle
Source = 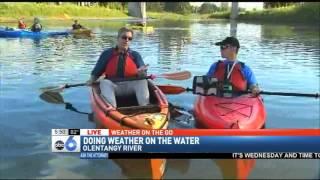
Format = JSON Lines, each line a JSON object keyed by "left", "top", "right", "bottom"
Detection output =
{"left": 137, "top": 64, "right": 149, "bottom": 77}
{"left": 86, "top": 75, "right": 106, "bottom": 86}
{"left": 86, "top": 76, "right": 96, "bottom": 86}
{"left": 250, "top": 85, "right": 261, "bottom": 97}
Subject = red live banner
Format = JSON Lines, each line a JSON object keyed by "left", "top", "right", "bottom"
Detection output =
{"left": 108, "top": 129, "right": 320, "bottom": 136}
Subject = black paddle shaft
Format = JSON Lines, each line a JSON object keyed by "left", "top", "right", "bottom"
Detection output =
{"left": 186, "top": 88, "right": 319, "bottom": 98}
{"left": 259, "top": 91, "right": 319, "bottom": 98}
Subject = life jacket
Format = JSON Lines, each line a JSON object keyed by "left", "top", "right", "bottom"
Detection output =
{"left": 104, "top": 48, "right": 138, "bottom": 78}
{"left": 31, "top": 23, "right": 42, "bottom": 32}
{"left": 72, "top": 24, "right": 82, "bottom": 30}
{"left": 18, "top": 22, "right": 26, "bottom": 29}
{"left": 213, "top": 60, "right": 247, "bottom": 92}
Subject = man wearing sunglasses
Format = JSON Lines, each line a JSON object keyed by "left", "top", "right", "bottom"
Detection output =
{"left": 206, "top": 36, "right": 260, "bottom": 97}
{"left": 86, "top": 27, "right": 149, "bottom": 107}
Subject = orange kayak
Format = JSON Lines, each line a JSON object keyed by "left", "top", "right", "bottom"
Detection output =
{"left": 90, "top": 79, "right": 169, "bottom": 179}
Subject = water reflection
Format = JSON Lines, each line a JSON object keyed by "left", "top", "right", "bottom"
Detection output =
{"left": 215, "top": 159, "right": 256, "bottom": 179}
{"left": 112, "top": 159, "right": 153, "bottom": 179}
{"left": 230, "top": 19, "right": 237, "bottom": 37}
{"left": 157, "top": 21, "right": 192, "bottom": 69}
{"left": 32, "top": 38, "right": 41, "bottom": 47}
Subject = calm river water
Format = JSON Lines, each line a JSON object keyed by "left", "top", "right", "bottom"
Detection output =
{"left": 0, "top": 19, "right": 319, "bottom": 179}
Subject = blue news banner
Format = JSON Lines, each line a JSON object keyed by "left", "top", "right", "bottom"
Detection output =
{"left": 51, "top": 129, "right": 320, "bottom": 159}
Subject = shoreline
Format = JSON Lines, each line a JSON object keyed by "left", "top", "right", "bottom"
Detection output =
{"left": 0, "top": 16, "right": 137, "bottom": 23}
{"left": 0, "top": 2, "right": 318, "bottom": 25}
{"left": 1, "top": 17, "right": 317, "bottom": 28}
{"left": 1, "top": 17, "right": 316, "bottom": 27}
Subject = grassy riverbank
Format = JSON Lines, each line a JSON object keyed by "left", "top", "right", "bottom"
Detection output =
{"left": 1, "top": 2, "right": 319, "bottom": 25}
{"left": 0, "top": 2, "right": 128, "bottom": 22}
{"left": 210, "top": 2, "right": 320, "bottom": 24}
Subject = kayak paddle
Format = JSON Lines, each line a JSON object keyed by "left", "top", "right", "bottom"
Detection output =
{"left": 39, "top": 91, "right": 91, "bottom": 115}
{"left": 39, "top": 70, "right": 191, "bottom": 93}
{"left": 157, "top": 85, "right": 319, "bottom": 98}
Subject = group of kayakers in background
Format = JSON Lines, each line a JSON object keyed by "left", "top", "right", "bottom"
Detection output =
{"left": 86, "top": 26, "right": 260, "bottom": 108}
{"left": 16, "top": 17, "right": 85, "bottom": 32}
{"left": 17, "top": 17, "right": 42, "bottom": 32}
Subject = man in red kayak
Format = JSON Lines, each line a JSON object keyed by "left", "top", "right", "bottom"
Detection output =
{"left": 86, "top": 27, "right": 149, "bottom": 107}
{"left": 207, "top": 36, "right": 260, "bottom": 97}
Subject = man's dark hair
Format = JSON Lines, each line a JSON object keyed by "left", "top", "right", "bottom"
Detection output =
{"left": 117, "top": 27, "right": 134, "bottom": 38}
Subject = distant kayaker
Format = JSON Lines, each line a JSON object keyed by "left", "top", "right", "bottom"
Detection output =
{"left": 86, "top": 27, "right": 150, "bottom": 107}
{"left": 207, "top": 36, "right": 260, "bottom": 97}
{"left": 30, "top": 17, "right": 42, "bottom": 32}
{"left": 72, "top": 20, "right": 84, "bottom": 30}
{"left": 18, "top": 18, "right": 27, "bottom": 29}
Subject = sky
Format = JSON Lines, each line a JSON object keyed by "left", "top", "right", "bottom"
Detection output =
{"left": 189, "top": 2, "right": 264, "bottom": 10}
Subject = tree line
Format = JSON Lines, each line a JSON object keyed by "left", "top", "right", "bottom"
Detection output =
{"left": 40, "top": 2, "right": 307, "bottom": 14}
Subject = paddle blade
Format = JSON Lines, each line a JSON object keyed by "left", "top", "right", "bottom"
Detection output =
{"left": 157, "top": 85, "right": 187, "bottom": 94}
{"left": 40, "top": 85, "right": 66, "bottom": 93}
{"left": 158, "top": 71, "right": 191, "bottom": 80}
{"left": 39, "top": 92, "right": 65, "bottom": 104}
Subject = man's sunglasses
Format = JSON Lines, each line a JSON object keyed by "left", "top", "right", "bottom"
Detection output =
{"left": 220, "top": 45, "right": 230, "bottom": 50}
{"left": 121, "top": 36, "right": 133, "bottom": 41}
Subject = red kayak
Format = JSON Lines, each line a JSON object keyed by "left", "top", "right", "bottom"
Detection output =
{"left": 194, "top": 94, "right": 266, "bottom": 179}
{"left": 194, "top": 94, "right": 266, "bottom": 129}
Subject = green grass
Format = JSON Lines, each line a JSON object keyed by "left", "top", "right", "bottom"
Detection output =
{"left": 208, "top": 11, "right": 230, "bottom": 19}
{"left": 148, "top": 12, "right": 193, "bottom": 20}
{"left": 0, "top": 2, "right": 128, "bottom": 21}
{"left": 209, "top": 2, "right": 320, "bottom": 24}
{"left": 0, "top": 3, "right": 204, "bottom": 22}
{"left": 4, "top": 2, "right": 318, "bottom": 25}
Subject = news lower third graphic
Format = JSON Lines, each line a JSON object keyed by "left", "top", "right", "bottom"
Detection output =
{"left": 51, "top": 129, "right": 320, "bottom": 159}
{"left": 51, "top": 129, "right": 81, "bottom": 153}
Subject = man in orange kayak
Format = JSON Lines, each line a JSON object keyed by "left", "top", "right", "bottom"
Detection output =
{"left": 18, "top": 18, "right": 27, "bottom": 29}
{"left": 72, "top": 20, "right": 84, "bottom": 30}
{"left": 86, "top": 27, "right": 149, "bottom": 107}
{"left": 207, "top": 36, "right": 260, "bottom": 97}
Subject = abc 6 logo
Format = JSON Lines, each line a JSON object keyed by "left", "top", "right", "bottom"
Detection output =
{"left": 52, "top": 136, "right": 80, "bottom": 152}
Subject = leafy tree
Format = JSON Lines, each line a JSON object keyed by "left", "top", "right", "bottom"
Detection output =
{"left": 198, "top": 3, "right": 219, "bottom": 14}
{"left": 98, "top": 2, "right": 124, "bottom": 10}
{"left": 146, "top": 2, "right": 165, "bottom": 12}
{"left": 164, "top": 2, "right": 192, "bottom": 14}
{"left": 264, "top": 2, "right": 301, "bottom": 8}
